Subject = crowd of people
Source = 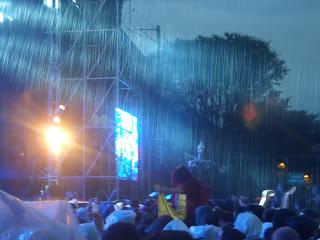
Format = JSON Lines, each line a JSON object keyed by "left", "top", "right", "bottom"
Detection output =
{"left": 70, "top": 165, "right": 320, "bottom": 240}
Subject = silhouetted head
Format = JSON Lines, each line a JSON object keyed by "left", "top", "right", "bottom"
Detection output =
{"left": 247, "top": 204, "right": 264, "bottom": 221}
{"left": 273, "top": 209, "right": 296, "bottom": 228}
{"left": 136, "top": 212, "right": 155, "bottom": 237}
{"left": 300, "top": 208, "right": 319, "bottom": 219}
{"left": 206, "top": 210, "right": 224, "bottom": 226}
{"left": 77, "top": 207, "right": 89, "bottom": 224}
{"left": 235, "top": 206, "right": 248, "bottom": 216}
{"left": 172, "top": 165, "right": 192, "bottom": 187}
{"left": 264, "top": 227, "right": 275, "bottom": 240}
{"left": 271, "top": 227, "right": 300, "bottom": 240}
{"left": 286, "top": 215, "right": 318, "bottom": 240}
{"left": 220, "top": 228, "right": 245, "bottom": 240}
{"left": 219, "top": 199, "right": 235, "bottom": 212}
{"left": 264, "top": 209, "right": 276, "bottom": 223}
{"left": 102, "top": 222, "right": 139, "bottom": 240}
{"left": 195, "top": 205, "right": 213, "bottom": 226}
{"left": 219, "top": 210, "right": 234, "bottom": 226}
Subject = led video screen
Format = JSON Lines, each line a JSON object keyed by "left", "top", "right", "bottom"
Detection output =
{"left": 115, "top": 108, "right": 139, "bottom": 181}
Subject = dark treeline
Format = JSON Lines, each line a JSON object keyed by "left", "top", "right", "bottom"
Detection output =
{"left": 128, "top": 33, "right": 320, "bottom": 199}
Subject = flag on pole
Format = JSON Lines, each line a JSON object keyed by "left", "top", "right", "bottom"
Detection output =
{"left": 158, "top": 193, "right": 187, "bottom": 220}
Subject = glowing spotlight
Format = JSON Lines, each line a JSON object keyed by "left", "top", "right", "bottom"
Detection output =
{"left": 304, "top": 174, "right": 312, "bottom": 184}
{"left": 43, "top": 0, "right": 53, "bottom": 8}
{"left": 277, "top": 162, "right": 286, "bottom": 169}
{"left": 53, "top": 116, "right": 61, "bottom": 123}
{"left": 58, "top": 104, "right": 66, "bottom": 111}
{"left": 55, "top": 0, "right": 59, "bottom": 9}
{"left": 43, "top": 0, "right": 59, "bottom": 9}
{"left": 45, "top": 126, "right": 69, "bottom": 156}
{"left": 0, "top": 12, "right": 4, "bottom": 23}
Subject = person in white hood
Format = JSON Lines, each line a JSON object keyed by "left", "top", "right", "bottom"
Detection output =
{"left": 104, "top": 210, "right": 137, "bottom": 230}
{"left": 234, "top": 212, "right": 262, "bottom": 240}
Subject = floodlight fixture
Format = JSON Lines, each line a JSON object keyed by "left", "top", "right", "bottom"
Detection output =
{"left": 45, "top": 126, "right": 69, "bottom": 156}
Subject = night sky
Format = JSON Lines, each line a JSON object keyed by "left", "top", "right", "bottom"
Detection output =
{"left": 123, "top": 0, "right": 320, "bottom": 114}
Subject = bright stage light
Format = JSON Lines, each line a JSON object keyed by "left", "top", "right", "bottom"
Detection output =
{"left": 304, "top": 174, "right": 312, "bottom": 184}
{"left": 58, "top": 104, "right": 66, "bottom": 111}
{"left": 0, "top": 12, "right": 4, "bottom": 23}
{"left": 43, "top": 0, "right": 59, "bottom": 9}
{"left": 277, "top": 162, "right": 286, "bottom": 169}
{"left": 45, "top": 126, "right": 69, "bottom": 156}
{"left": 53, "top": 115, "right": 61, "bottom": 123}
{"left": 55, "top": 0, "right": 59, "bottom": 9}
{"left": 43, "top": 0, "right": 53, "bottom": 8}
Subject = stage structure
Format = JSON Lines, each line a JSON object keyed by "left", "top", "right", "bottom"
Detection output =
{"left": 44, "top": 0, "right": 132, "bottom": 200}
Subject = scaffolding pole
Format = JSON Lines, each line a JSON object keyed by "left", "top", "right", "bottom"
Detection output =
{"left": 45, "top": 0, "right": 126, "bottom": 200}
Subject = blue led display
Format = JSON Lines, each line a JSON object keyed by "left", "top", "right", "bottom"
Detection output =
{"left": 115, "top": 108, "right": 138, "bottom": 180}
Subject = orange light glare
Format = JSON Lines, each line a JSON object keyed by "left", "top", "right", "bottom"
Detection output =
{"left": 304, "top": 174, "right": 312, "bottom": 184}
{"left": 277, "top": 162, "right": 286, "bottom": 169}
{"left": 45, "top": 126, "right": 69, "bottom": 156}
{"left": 243, "top": 103, "right": 257, "bottom": 122}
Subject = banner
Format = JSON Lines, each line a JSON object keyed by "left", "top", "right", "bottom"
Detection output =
{"left": 158, "top": 193, "right": 187, "bottom": 220}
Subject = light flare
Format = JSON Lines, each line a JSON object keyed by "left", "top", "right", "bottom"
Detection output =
{"left": 45, "top": 126, "right": 69, "bottom": 156}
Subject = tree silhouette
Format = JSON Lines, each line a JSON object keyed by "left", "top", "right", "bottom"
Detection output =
{"left": 146, "top": 33, "right": 320, "bottom": 158}
{"left": 150, "top": 33, "right": 288, "bottom": 127}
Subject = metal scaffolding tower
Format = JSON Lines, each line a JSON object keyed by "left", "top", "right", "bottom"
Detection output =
{"left": 45, "top": 0, "right": 127, "bottom": 200}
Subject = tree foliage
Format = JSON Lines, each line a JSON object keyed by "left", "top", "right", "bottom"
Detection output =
{"left": 147, "top": 33, "right": 320, "bottom": 156}
{"left": 152, "top": 33, "right": 288, "bottom": 127}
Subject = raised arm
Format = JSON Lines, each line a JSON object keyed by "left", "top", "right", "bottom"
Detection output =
{"left": 281, "top": 186, "right": 296, "bottom": 209}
